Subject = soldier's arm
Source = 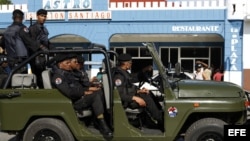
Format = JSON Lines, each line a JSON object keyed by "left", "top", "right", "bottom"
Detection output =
{"left": 28, "top": 24, "right": 39, "bottom": 40}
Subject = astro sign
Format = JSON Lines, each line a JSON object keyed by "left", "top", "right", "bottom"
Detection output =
{"left": 43, "top": 0, "right": 92, "bottom": 10}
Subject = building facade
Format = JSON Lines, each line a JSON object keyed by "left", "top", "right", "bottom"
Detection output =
{"left": 0, "top": 0, "right": 250, "bottom": 90}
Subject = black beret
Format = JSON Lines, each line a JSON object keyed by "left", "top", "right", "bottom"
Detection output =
{"left": 37, "top": 9, "right": 47, "bottom": 15}
{"left": 12, "top": 9, "right": 24, "bottom": 18}
{"left": 118, "top": 54, "right": 132, "bottom": 62}
{"left": 67, "top": 54, "right": 78, "bottom": 59}
{"left": 76, "top": 55, "right": 85, "bottom": 63}
{"left": 55, "top": 54, "right": 70, "bottom": 63}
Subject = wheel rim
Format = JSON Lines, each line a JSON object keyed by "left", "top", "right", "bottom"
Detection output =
{"left": 33, "top": 129, "right": 61, "bottom": 141}
{"left": 197, "top": 132, "right": 223, "bottom": 141}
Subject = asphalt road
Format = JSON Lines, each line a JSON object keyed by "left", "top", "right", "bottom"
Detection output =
{"left": 0, "top": 132, "right": 16, "bottom": 141}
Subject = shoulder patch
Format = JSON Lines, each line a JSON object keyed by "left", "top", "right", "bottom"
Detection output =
{"left": 115, "top": 79, "right": 122, "bottom": 86}
{"left": 55, "top": 78, "right": 62, "bottom": 85}
{"left": 23, "top": 27, "right": 29, "bottom": 33}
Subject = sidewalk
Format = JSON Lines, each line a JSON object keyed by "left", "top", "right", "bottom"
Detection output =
{"left": 0, "top": 132, "right": 16, "bottom": 141}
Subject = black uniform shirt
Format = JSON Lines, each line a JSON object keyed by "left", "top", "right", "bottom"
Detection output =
{"left": 29, "top": 22, "right": 49, "bottom": 47}
{"left": 52, "top": 68, "right": 85, "bottom": 102}
{"left": 17, "top": 23, "right": 41, "bottom": 52}
{"left": 1, "top": 23, "right": 41, "bottom": 53}
{"left": 113, "top": 67, "right": 138, "bottom": 104}
{"left": 72, "top": 69, "right": 90, "bottom": 90}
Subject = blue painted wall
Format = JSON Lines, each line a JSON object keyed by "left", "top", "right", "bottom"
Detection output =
{"left": 0, "top": 0, "right": 243, "bottom": 72}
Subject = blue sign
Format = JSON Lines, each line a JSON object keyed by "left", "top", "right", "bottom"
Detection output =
{"left": 43, "top": 0, "right": 92, "bottom": 10}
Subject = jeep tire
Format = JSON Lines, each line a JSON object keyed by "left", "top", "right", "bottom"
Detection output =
{"left": 185, "top": 118, "right": 226, "bottom": 141}
{"left": 23, "top": 118, "right": 75, "bottom": 141}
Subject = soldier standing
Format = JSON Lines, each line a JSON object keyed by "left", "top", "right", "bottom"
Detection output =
{"left": 1, "top": 9, "right": 47, "bottom": 70}
{"left": 29, "top": 9, "right": 50, "bottom": 88}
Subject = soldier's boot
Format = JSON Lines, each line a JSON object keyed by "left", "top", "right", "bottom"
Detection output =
{"left": 97, "top": 118, "right": 113, "bottom": 138}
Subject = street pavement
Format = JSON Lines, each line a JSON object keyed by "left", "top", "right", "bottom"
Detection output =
{"left": 0, "top": 132, "right": 16, "bottom": 141}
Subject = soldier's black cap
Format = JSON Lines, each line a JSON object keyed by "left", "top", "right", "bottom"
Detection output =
{"left": 12, "top": 9, "right": 24, "bottom": 19}
{"left": 55, "top": 54, "right": 71, "bottom": 63}
{"left": 76, "top": 55, "right": 85, "bottom": 63}
{"left": 37, "top": 9, "right": 47, "bottom": 15}
{"left": 67, "top": 54, "right": 85, "bottom": 63}
{"left": 67, "top": 53, "right": 77, "bottom": 59}
{"left": 118, "top": 54, "right": 132, "bottom": 62}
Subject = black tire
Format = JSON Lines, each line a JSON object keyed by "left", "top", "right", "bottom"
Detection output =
{"left": 23, "top": 118, "right": 75, "bottom": 141}
{"left": 185, "top": 118, "right": 227, "bottom": 141}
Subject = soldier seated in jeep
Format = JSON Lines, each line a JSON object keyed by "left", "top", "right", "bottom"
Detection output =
{"left": 112, "top": 53, "right": 164, "bottom": 131}
{"left": 51, "top": 53, "right": 113, "bottom": 138}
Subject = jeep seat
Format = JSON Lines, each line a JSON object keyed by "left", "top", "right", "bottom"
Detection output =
{"left": 42, "top": 69, "right": 53, "bottom": 89}
{"left": 11, "top": 73, "right": 37, "bottom": 89}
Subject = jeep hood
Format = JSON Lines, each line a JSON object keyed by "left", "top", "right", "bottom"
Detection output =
{"left": 177, "top": 80, "right": 244, "bottom": 98}
{"left": 143, "top": 43, "right": 244, "bottom": 98}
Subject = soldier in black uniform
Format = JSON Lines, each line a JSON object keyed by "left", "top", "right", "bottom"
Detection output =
{"left": 1, "top": 9, "right": 48, "bottom": 70}
{"left": 71, "top": 55, "right": 99, "bottom": 88}
{"left": 29, "top": 9, "right": 50, "bottom": 48}
{"left": 29, "top": 9, "right": 50, "bottom": 88}
{"left": 51, "top": 54, "right": 113, "bottom": 138}
{"left": 112, "top": 54, "right": 163, "bottom": 128}
{"left": 70, "top": 54, "right": 105, "bottom": 106}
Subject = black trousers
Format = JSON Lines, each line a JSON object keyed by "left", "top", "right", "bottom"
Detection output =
{"left": 73, "top": 90, "right": 104, "bottom": 116}
{"left": 135, "top": 93, "right": 163, "bottom": 122}
{"left": 30, "top": 55, "right": 46, "bottom": 88}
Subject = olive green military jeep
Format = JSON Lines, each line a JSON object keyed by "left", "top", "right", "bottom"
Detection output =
{"left": 0, "top": 43, "right": 247, "bottom": 141}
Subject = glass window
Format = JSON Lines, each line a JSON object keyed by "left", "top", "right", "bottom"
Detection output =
{"left": 181, "top": 48, "right": 209, "bottom": 57}
{"left": 170, "top": 48, "right": 178, "bottom": 66}
{"left": 140, "top": 47, "right": 151, "bottom": 57}
{"left": 126, "top": 48, "right": 138, "bottom": 57}
{"left": 181, "top": 59, "right": 194, "bottom": 72}
{"left": 115, "top": 48, "right": 124, "bottom": 55}
{"left": 211, "top": 47, "right": 222, "bottom": 69}
{"left": 160, "top": 48, "right": 169, "bottom": 67}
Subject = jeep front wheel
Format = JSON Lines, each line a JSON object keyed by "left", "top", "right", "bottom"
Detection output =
{"left": 23, "top": 118, "right": 75, "bottom": 141}
{"left": 185, "top": 118, "right": 226, "bottom": 141}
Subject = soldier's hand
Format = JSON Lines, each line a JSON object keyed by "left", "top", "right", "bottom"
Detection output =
{"left": 89, "top": 86, "right": 100, "bottom": 91}
{"left": 84, "top": 91, "right": 93, "bottom": 95}
{"left": 132, "top": 96, "right": 146, "bottom": 107}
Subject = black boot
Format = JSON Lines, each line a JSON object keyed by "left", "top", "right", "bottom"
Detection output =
{"left": 157, "top": 119, "right": 165, "bottom": 132}
{"left": 97, "top": 118, "right": 113, "bottom": 138}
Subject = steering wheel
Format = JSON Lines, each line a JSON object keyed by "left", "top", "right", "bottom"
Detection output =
{"left": 150, "top": 74, "right": 161, "bottom": 88}
{"left": 138, "top": 72, "right": 161, "bottom": 89}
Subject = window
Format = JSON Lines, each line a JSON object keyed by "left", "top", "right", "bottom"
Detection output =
{"left": 181, "top": 48, "right": 209, "bottom": 58}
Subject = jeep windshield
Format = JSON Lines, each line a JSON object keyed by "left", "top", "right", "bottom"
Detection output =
{"left": 143, "top": 42, "right": 172, "bottom": 89}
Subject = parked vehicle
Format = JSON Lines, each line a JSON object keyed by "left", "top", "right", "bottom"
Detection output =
{"left": 0, "top": 43, "right": 248, "bottom": 141}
